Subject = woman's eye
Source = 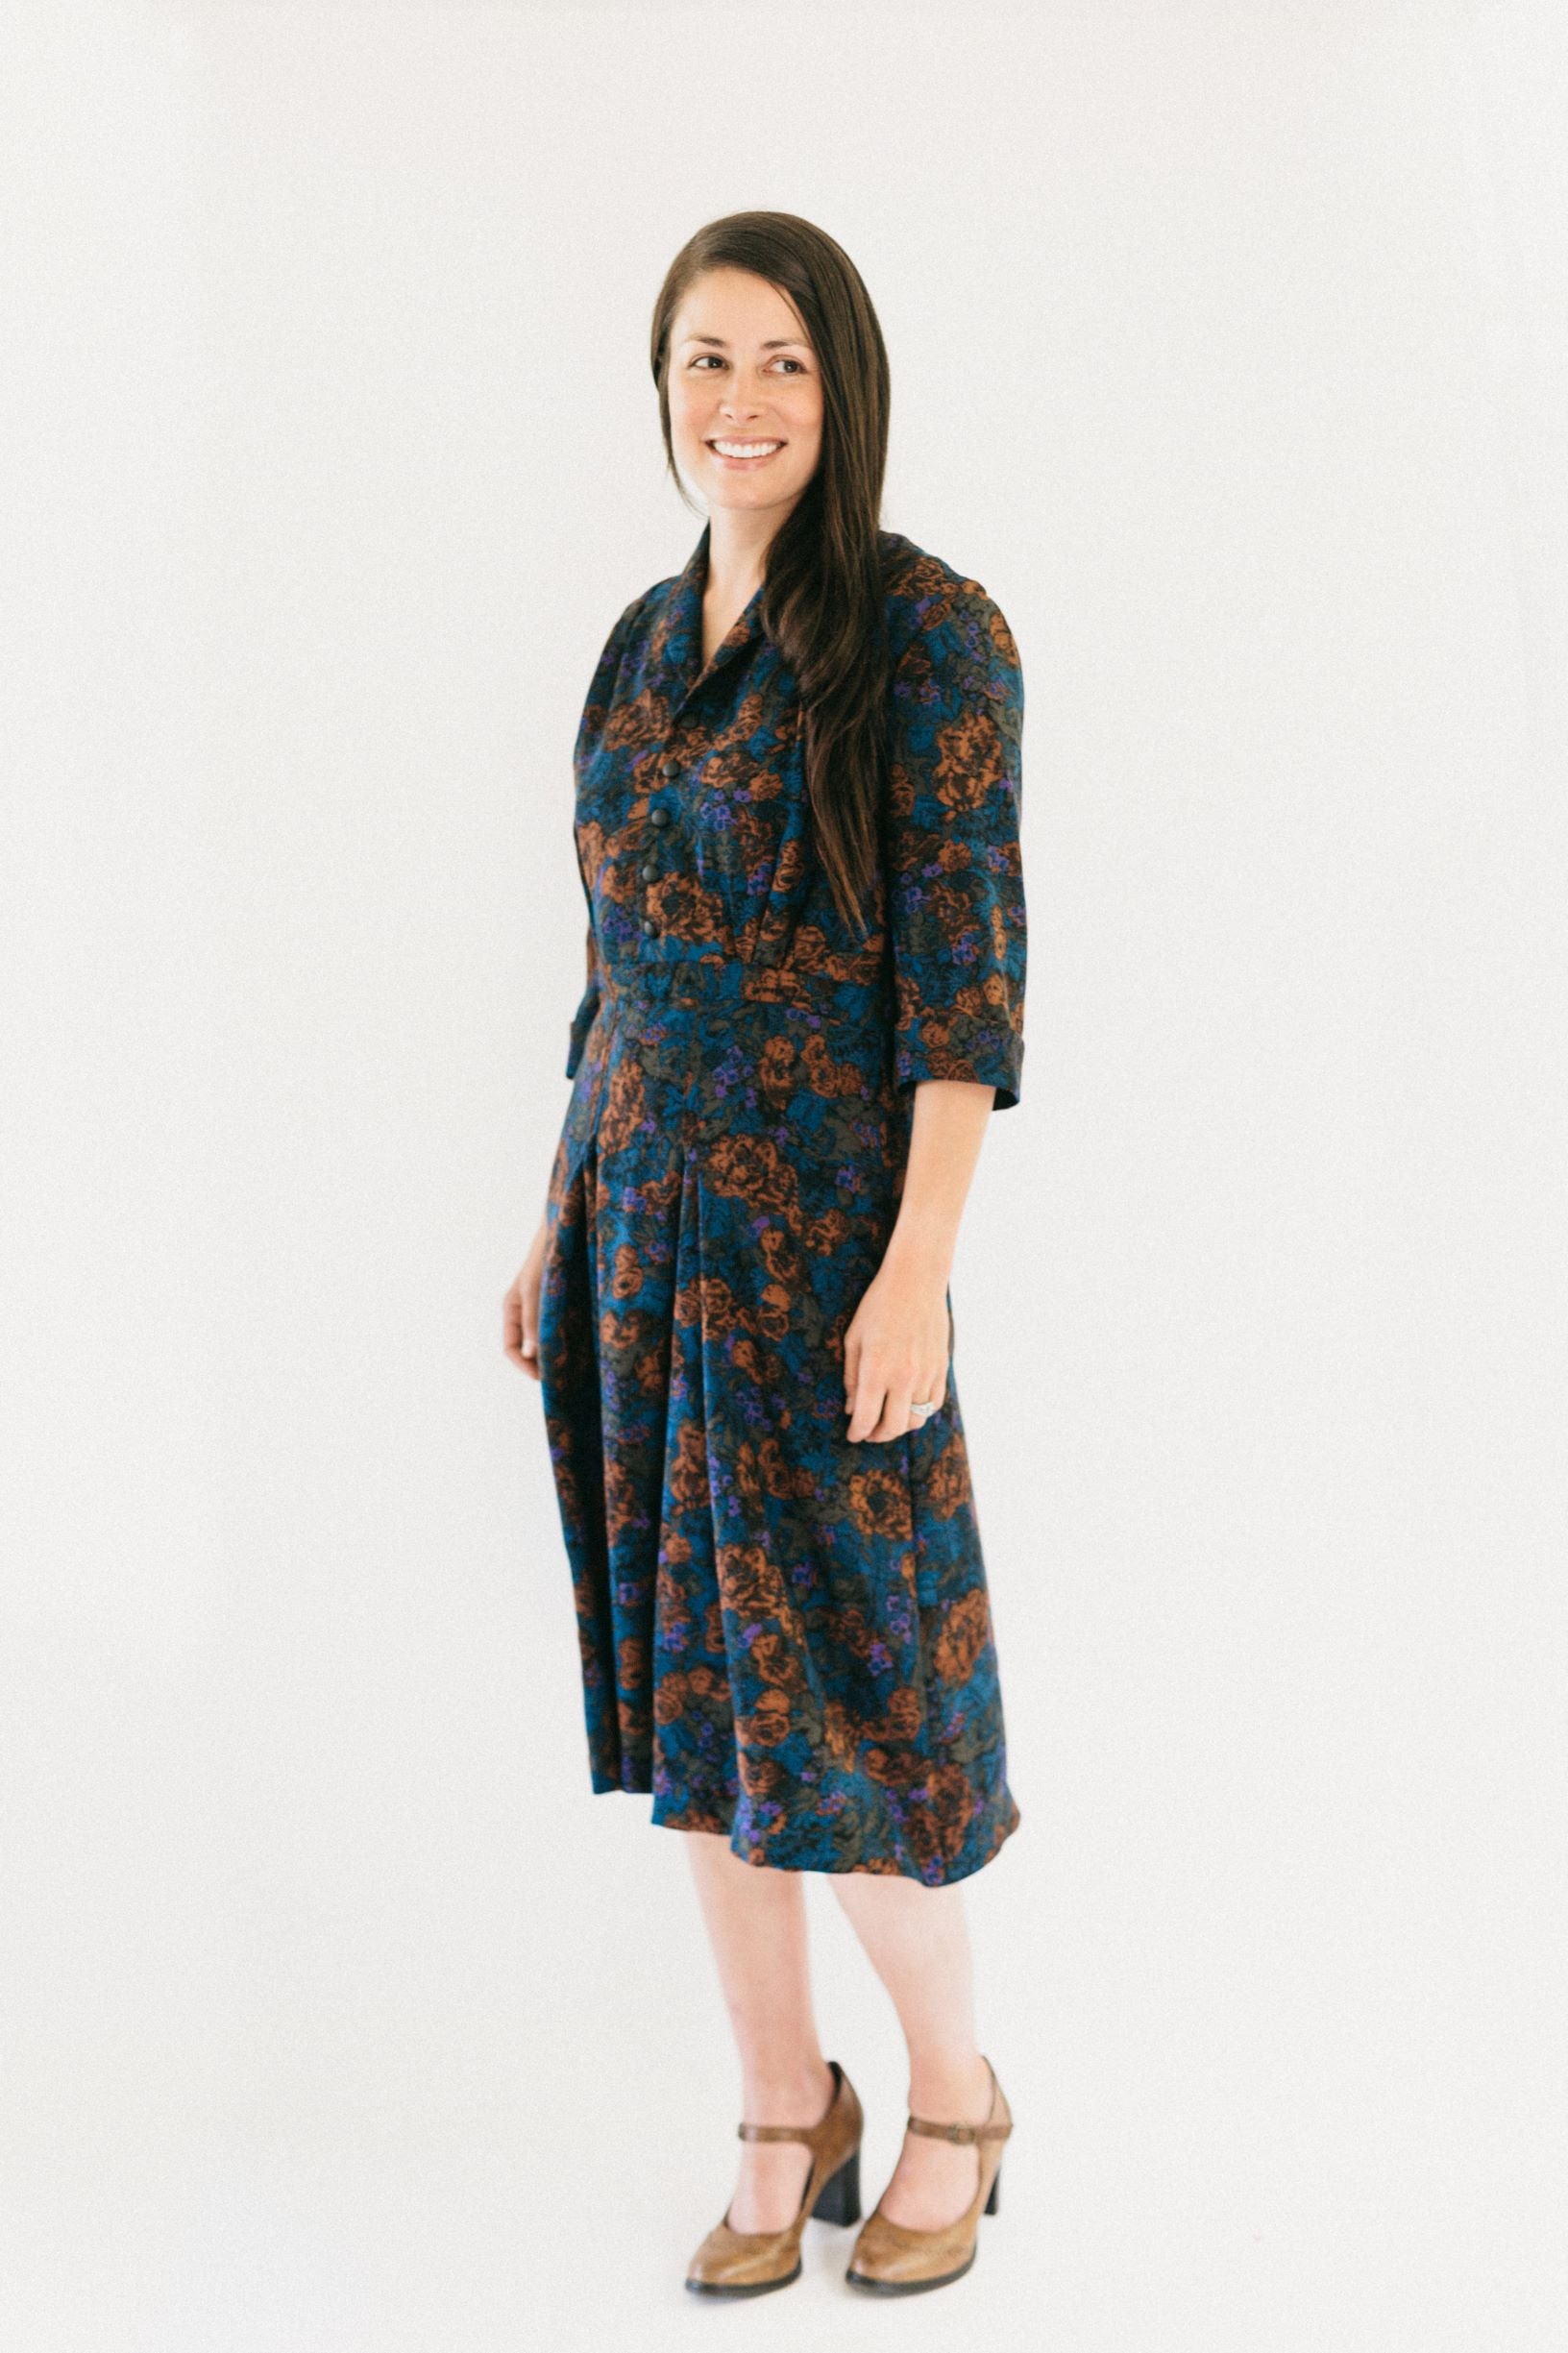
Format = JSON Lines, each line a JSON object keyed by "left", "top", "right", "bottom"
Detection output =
{"left": 685, "top": 355, "right": 808, "bottom": 373}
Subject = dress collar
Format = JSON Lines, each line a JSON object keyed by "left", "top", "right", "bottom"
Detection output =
{"left": 647, "top": 519, "right": 768, "bottom": 710}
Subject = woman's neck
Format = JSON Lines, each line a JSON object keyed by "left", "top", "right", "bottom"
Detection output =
{"left": 702, "top": 510, "right": 780, "bottom": 613}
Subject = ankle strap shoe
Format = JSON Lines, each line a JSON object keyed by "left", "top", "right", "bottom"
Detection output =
{"left": 684, "top": 2058, "right": 865, "bottom": 2296}
{"left": 845, "top": 2053, "right": 1013, "bottom": 2294}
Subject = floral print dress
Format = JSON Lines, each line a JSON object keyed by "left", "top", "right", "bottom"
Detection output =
{"left": 537, "top": 520, "right": 1027, "bottom": 1885}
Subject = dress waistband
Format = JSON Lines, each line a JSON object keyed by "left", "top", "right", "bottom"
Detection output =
{"left": 600, "top": 957, "right": 892, "bottom": 1024}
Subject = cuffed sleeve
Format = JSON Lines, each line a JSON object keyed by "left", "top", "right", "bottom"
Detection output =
{"left": 885, "top": 576, "right": 1027, "bottom": 1110}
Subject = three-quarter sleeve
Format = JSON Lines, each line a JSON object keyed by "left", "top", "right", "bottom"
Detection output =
{"left": 885, "top": 576, "right": 1027, "bottom": 1111}
{"left": 563, "top": 591, "right": 643, "bottom": 1079}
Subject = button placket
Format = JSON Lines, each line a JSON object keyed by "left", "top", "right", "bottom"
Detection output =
{"left": 642, "top": 753, "right": 682, "bottom": 940}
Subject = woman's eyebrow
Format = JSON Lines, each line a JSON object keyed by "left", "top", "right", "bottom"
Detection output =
{"left": 679, "top": 333, "right": 810, "bottom": 351}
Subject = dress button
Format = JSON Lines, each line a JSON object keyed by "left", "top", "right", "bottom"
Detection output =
{"left": 640, "top": 861, "right": 657, "bottom": 881}
{"left": 642, "top": 916, "right": 656, "bottom": 935}
{"left": 649, "top": 807, "right": 670, "bottom": 829}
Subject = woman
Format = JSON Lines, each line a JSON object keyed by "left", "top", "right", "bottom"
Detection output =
{"left": 503, "top": 211, "right": 1026, "bottom": 2297}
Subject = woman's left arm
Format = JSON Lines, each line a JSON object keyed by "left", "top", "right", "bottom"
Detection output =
{"left": 843, "top": 576, "right": 1026, "bottom": 1444}
{"left": 844, "top": 1079, "right": 994, "bottom": 1441}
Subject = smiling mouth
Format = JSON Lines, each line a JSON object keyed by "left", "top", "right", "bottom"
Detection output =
{"left": 706, "top": 439, "right": 784, "bottom": 462}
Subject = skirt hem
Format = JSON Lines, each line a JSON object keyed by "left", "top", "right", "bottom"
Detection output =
{"left": 584, "top": 1777, "right": 1021, "bottom": 1889}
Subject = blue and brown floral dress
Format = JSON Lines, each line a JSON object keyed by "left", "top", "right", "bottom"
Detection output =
{"left": 537, "top": 520, "right": 1027, "bottom": 1884}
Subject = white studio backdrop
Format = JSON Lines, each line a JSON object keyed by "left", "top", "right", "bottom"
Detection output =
{"left": 2, "top": 3, "right": 1564, "bottom": 2348}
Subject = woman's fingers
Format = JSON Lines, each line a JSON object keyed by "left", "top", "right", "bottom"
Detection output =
{"left": 502, "top": 1268, "right": 543, "bottom": 1379}
{"left": 845, "top": 1358, "right": 946, "bottom": 1443}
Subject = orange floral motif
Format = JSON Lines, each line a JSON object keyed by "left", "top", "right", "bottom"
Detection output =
{"left": 653, "top": 1673, "right": 689, "bottom": 1726}
{"left": 678, "top": 1798, "right": 730, "bottom": 1836}
{"left": 678, "top": 1274, "right": 737, "bottom": 1340}
{"left": 667, "top": 1422, "right": 712, "bottom": 1512}
{"left": 847, "top": 1463, "right": 913, "bottom": 1540}
{"left": 757, "top": 1036, "right": 800, "bottom": 1097}
{"left": 756, "top": 1227, "right": 797, "bottom": 1284}
{"left": 721, "top": 1542, "right": 792, "bottom": 1625}
{"left": 929, "top": 878, "right": 982, "bottom": 939}
{"left": 743, "top": 1688, "right": 794, "bottom": 1747}
{"left": 608, "top": 1243, "right": 644, "bottom": 1300}
{"left": 797, "top": 1032, "right": 872, "bottom": 1100}
{"left": 933, "top": 1586, "right": 992, "bottom": 1684}
{"left": 904, "top": 1764, "right": 975, "bottom": 1865}
{"left": 921, "top": 1430, "right": 974, "bottom": 1523}
{"left": 632, "top": 1333, "right": 674, "bottom": 1401}
{"left": 801, "top": 1208, "right": 854, "bottom": 1256}
{"left": 654, "top": 1557, "right": 693, "bottom": 1642}
{"left": 739, "top": 1750, "right": 784, "bottom": 1796}
{"left": 728, "top": 1443, "right": 765, "bottom": 1509}
{"left": 602, "top": 1458, "right": 644, "bottom": 1546}
{"left": 756, "top": 1436, "right": 818, "bottom": 1502}
{"left": 934, "top": 711, "right": 1002, "bottom": 811}
{"left": 986, "top": 604, "right": 1019, "bottom": 665}
{"left": 596, "top": 1054, "right": 648, "bottom": 1156}
{"left": 873, "top": 1687, "right": 925, "bottom": 1743}
{"left": 616, "top": 1634, "right": 647, "bottom": 1690}
{"left": 749, "top": 1630, "right": 806, "bottom": 1691}
{"left": 602, "top": 690, "right": 666, "bottom": 756}
{"left": 730, "top": 1334, "right": 770, "bottom": 1385}
{"left": 757, "top": 1280, "right": 793, "bottom": 1341}
{"left": 822, "top": 1700, "right": 861, "bottom": 1769}
{"left": 657, "top": 871, "right": 729, "bottom": 944}
{"left": 823, "top": 1604, "right": 877, "bottom": 1660}
{"left": 706, "top": 1132, "right": 800, "bottom": 1222}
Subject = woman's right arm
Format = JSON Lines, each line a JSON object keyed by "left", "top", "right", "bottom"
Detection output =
{"left": 505, "top": 588, "right": 646, "bottom": 1377}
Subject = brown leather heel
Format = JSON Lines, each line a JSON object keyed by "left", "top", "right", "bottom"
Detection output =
{"left": 684, "top": 2058, "right": 865, "bottom": 2296}
{"left": 845, "top": 2054, "right": 1012, "bottom": 2294}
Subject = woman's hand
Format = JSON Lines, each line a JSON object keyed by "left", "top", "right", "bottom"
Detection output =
{"left": 503, "top": 1214, "right": 549, "bottom": 1381}
{"left": 843, "top": 1246, "right": 951, "bottom": 1443}
{"left": 842, "top": 1077, "right": 992, "bottom": 1441}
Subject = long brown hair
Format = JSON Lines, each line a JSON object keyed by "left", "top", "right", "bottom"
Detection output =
{"left": 649, "top": 212, "right": 894, "bottom": 938}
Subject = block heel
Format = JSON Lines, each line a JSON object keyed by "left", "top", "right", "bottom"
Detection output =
{"left": 812, "top": 2145, "right": 862, "bottom": 2226}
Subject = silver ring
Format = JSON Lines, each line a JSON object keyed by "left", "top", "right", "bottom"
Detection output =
{"left": 909, "top": 1400, "right": 936, "bottom": 1421}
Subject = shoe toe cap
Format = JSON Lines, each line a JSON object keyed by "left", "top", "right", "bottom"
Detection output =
{"left": 686, "top": 2219, "right": 799, "bottom": 2292}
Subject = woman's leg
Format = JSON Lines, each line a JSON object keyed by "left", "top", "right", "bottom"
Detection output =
{"left": 684, "top": 1832, "right": 838, "bottom": 2231}
{"left": 828, "top": 1875, "right": 997, "bottom": 2229}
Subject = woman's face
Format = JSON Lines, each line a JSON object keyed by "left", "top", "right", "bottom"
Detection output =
{"left": 667, "top": 266, "right": 823, "bottom": 525}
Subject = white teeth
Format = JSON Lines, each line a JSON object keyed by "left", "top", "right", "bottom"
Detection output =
{"left": 711, "top": 440, "right": 780, "bottom": 457}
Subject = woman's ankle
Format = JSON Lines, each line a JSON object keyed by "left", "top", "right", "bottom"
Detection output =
{"left": 905, "top": 2046, "right": 992, "bottom": 2120}
{"left": 740, "top": 2053, "right": 835, "bottom": 2120}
